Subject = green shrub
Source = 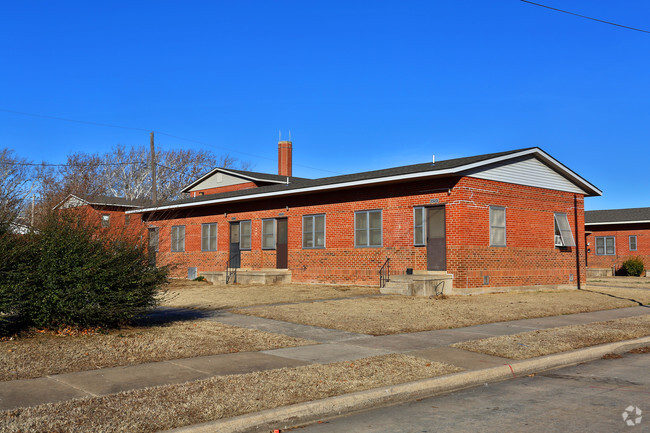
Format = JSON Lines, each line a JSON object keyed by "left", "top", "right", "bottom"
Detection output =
{"left": 0, "top": 213, "right": 168, "bottom": 333}
{"left": 621, "top": 257, "right": 645, "bottom": 277}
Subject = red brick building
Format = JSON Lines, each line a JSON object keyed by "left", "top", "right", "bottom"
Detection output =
{"left": 129, "top": 143, "right": 601, "bottom": 292}
{"left": 54, "top": 194, "right": 149, "bottom": 233}
{"left": 585, "top": 207, "right": 650, "bottom": 276}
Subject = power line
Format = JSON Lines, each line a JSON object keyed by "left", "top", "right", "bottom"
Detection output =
{"left": 521, "top": 0, "right": 650, "bottom": 34}
{"left": 3, "top": 161, "right": 148, "bottom": 167}
{"left": 0, "top": 107, "right": 343, "bottom": 175}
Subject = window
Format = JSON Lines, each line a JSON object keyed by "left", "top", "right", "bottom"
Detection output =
{"left": 303, "top": 214, "right": 325, "bottom": 248}
{"left": 101, "top": 214, "right": 110, "bottom": 228}
{"left": 489, "top": 206, "right": 506, "bottom": 247}
{"left": 262, "top": 219, "right": 276, "bottom": 249}
{"left": 148, "top": 227, "right": 159, "bottom": 252}
{"left": 414, "top": 207, "right": 425, "bottom": 246}
{"left": 554, "top": 213, "right": 576, "bottom": 247}
{"left": 630, "top": 235, "right": 637, "bottom": 251}
{"left": 124, "top": 214, "right": 130, "bottom": 226}
{"left": 239, "top": 220, "right": 252, "bottom": 250}
{"left": 171, "top": 225, "right": 185, "bottom": 252}
{"left": 355, "top": 210, "right": 382, "bottom": 247}
{"left": 201, "top": 223, "right": 217, "bottom": 251}
{"left": 595, "top": 236, "right": 615, "bottom": 255}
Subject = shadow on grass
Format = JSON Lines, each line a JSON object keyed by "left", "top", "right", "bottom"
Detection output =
{"left": 132, "top": 307, "right": 224, "bottom": 327}
{"left": 579, "top": 288, "right": 649, "bottom": 308}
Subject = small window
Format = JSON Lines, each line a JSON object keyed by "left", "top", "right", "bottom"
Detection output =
{"left": 148, "top": 227, "right": 159, "bottom": 252}
{"left": 595, "top": 236, "right": 615, "bottom": 255}
{"left": 171, "top": 225, "right": 185, "bottom": 252}
{"left": 239, "top": 220, "right": 252, "bottom": 250}
{"left": 489, "top": 206, "right": 506, "bottom": 247}
{"left": 629, "top": 235, "right": 637, "bottom": 251}
{"left": 101, "top": 214, "right": 110, "bottom": 228}
{"left": 355, "top": 210, "right": 382, "bottom": 248}
{"left": 198, "top": 191, "right": 205, "bottom": 196}
{"left": 414, "top": 207, "right": 425, "bottom": 246}
{"left": 201, "top": 223, "right": 218, "bottom": 251}
{"left": 262, "top": 219, "right": 276, "bottom": 250}
{"left": 124, "top": 214, "right": 130, "bottom": 226}
{"left": 554, "top": 213, "right": 576, "bottom": 247}
{"left": 303, "top": 214, "right": 326, "bottom": 248}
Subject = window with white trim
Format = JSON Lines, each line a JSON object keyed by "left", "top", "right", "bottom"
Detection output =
{"left": 554, "top": 213, "right": 576, "bottom": 247}
{"left": 303, "top": 214, "right": 325, "bottom": 248}
{"left": 262, "top": 219, "right": 276, "bottom": 250}
{"left": 489, "top": 206, "right": 506, "bottom": 247}
{"left": 414, "top": 207, "right": 425, "bottom": 246}
{"left": 355, "top": 210, "right": 382, "bottom": 247}
{"left": 201, "top": 223, "right": 217, "bottom": 251}
{"left": 171, "top": 225, "right": 185, "bottom": 252}
{"left": 595, "top": 236, "right": 615, "bottom": 255}
{"left": 101, "top": 214, "right": 110, "bottom": 228}
{"left": 629, "top": 235, "right": 637, "bottom": 251}
{"left": 239, "top": 220, "right": 252, "bottom": 250}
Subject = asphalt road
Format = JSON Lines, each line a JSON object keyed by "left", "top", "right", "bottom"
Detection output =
{"left": 287, "top": 352, "right": 649, "bottom": 433}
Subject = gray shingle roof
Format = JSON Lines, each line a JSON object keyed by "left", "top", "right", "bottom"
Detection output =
{"left": 585, "top": 207, "right": 650, "bottom": 224}
{"left": 74, "top": 195, "right": 151, "bottom": 208}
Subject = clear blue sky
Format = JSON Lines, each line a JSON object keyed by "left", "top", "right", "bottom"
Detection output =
{"left": 1, "top": 1, "right": 649, "bottom": 210}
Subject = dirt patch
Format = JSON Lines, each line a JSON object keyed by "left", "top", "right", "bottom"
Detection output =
{"left": 452, "top": 315, "right": 650, "bottom": 360}
{"left": 628, "top": 346, "right": 650, "bottom": 354}
{"left": 0, "top": 354, "right": 461, "bottom": 433}
{"left": 233, "top": 288, "right": 650, "bottom": 335}
{"left": 162, "top": 279, "right": 378, "bottom": 310}
{"left": 0, "top": 321, "right": 314, "bottom": 381}
{"left": 601, "top": 353, "right": 624, "bottom": 360}
{"left": 587, "top": 277, "right": 650, "bottom": 289}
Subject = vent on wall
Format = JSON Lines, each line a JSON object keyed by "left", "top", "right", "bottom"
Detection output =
{"left": 483, "top": 275, "right": 490, "bottom": 285}
{"left": 569, "top": 273, "right": 574, "bottom": 282}
{"left": 188, "top": 267, "right": 197, "bottom": 280}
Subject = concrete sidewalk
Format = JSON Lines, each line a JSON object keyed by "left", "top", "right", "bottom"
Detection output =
{"left": 0, "top": 305, "right": 648, "bottom": 412}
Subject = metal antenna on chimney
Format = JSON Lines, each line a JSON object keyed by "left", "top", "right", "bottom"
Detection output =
{"left": 279, "top": 130, "right": 282, "bottom": 141}
{"left": 288, "top": 130, "right": 291, "bottom": 141}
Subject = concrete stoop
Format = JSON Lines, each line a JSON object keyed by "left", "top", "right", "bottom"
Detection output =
{"left": 381, "top": 273, "right": 454, "bottom": 296}
{"left": 202, "top": 269, "right": 292, "bottom": 285}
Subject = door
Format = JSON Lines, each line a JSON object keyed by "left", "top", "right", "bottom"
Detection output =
{"left": 426, "top": 206, "right": 446, "bottom": 271}
{"left": 229, "top": 222, "right": 241, "bottom": 268}
{"left": 276, "top": 218, "right": 288, "bottom": 269}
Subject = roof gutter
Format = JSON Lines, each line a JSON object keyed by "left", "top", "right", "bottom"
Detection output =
{"left": 585, "top": 220, "right": 650, "bottom": 226}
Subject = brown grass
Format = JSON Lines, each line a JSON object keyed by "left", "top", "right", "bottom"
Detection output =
{"left": 587, "top": 277, "right": 650, "bottom": 289}
{"left": 233, "top": 288, "right": 650, "bottom": 335}
{"left": 0, "top": 321, "right": 314, "bottom": 381}
{"left": 0, "top": 354, "right": 461, "bottom": 433}
{"left": 452, "top": 315, "right": 650, "bottom": 360}
{"left": 161, "top": 279, "right": 379, "bottom": 310}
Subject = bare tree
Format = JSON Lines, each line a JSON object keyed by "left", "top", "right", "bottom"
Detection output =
{"left": 0, "top": 148, "right": 36, "bottom": 227}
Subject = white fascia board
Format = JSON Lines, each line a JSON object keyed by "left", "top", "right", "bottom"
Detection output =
{"left": 585, "top": 220, "right": 650, "bottom": 226}
{"left": 180, "top": 168, "right": 285, "bottom": 193}
{"left": 132, "top": 148, "right": 597, "bottom": 213}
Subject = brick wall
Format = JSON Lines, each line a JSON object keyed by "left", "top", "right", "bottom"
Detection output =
{"left": 140, "top": 175, "right": 585, "bottom": 289}
{"left": 585, "top": 223, "right": 650, "bottom": 271}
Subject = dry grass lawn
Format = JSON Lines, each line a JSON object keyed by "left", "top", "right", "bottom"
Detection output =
{"left": 0, "top": 321, "right": 314, "bottom": 381}
{"left": 587, "top": 276, "right": 650, "bottom": 289}
{"left": 452, "top": 315, "right": 650, "bottom": 359}
{"left": 0, "top": 354, "right": 461, "bottom": 433}
{"left": 233, "top": 288, "right": 650, "bottom": 335}
{"left": 161, "top": 279, "right": 379, "bottom": 310}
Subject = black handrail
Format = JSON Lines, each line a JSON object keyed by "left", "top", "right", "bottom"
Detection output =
{"left": 379, "top": 257, "right": 390, "bottom": 288}
{"left": 226, "top": 252, "right": 240, "bottom": 284}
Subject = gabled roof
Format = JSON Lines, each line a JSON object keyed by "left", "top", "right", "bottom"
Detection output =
{"left": 585, "top": 207, "right": 650, "bottom": 226}
{"left": 131, "top": 147, "right": 602, "bottom": 214}
{"left": 181, "top": 167, "right": 311, "bottom": 193}
{"left": 53, "top": 194, "right": 151, "bottom": 210}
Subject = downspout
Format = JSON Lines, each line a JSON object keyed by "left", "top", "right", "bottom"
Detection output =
{"left": 574, "top": 195, "right": 581, "bottom": 290}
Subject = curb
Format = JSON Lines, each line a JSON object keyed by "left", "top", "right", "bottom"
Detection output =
{"left": 166, "top": 336, "right": 650, "bottom": 433}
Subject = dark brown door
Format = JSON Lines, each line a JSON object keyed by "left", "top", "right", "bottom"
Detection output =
{"left": 426, "top": 206, "right": 446, "bottom": 271}
{"left": 229, "top": 223, "right": 241, "bottom": 268}
{"left": 276, "top": 218, "right": 288, "bottom": 269}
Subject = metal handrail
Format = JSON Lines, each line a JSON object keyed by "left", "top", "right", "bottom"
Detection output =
{"left": 226, "top": 252, "right": 240, "bottom": 284}
{"left": 379, "top": 257, "right": 390, "bottom": 288}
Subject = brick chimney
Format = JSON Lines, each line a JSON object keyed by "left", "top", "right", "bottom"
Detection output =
{"left": 278, "top": 140, "right": 292, "bottom": 177}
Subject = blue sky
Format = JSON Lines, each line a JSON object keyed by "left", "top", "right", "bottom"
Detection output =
{"left": 1, "top": 1, "right": 649, "bottom": 210}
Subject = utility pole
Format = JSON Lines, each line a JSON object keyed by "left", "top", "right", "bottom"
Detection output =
{"left": 31, "top": 193, "right": 35, "bottom": 227}
{"left": 150, "top": 131, "right": 157, "bottom": 206}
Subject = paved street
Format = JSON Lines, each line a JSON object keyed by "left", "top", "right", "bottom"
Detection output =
{"left": 288, "top": 352, "right": 650, "bottom": 433}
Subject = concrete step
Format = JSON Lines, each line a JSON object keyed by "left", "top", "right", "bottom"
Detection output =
{"left": 380, "top": 281, "right": 411, "bottom": 295}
